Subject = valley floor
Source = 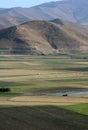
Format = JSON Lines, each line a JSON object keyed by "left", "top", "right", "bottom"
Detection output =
{"left": 0, "top": 95, "right": 88, "bottom": 106}
{"left": 0, "top": 55, "right": 88, "bottom": 130}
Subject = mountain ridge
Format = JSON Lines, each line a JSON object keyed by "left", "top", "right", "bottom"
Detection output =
{"left": 0, "top": 20, "right": 88, "bottom": 55}
{"left": 0, "top": 0, "right": 88, "bottom": 29}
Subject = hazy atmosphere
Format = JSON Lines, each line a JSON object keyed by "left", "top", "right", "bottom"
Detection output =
{"left": 0, "top": 0, "right": 62, "bottom": 8}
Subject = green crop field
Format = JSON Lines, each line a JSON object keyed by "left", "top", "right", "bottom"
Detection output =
{"left": 63, "top": 103, "right": 88, "bottom": 115}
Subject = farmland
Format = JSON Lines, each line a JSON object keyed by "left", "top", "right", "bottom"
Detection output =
{"left": 63, "top": 103, "right": 88, "bottom": 115}
{"left": 0, "top": 54, "right": 88, "bottom": 130}
{"left": 0, "top": 105, "right": 88, "bottom": 130}
{"left": 0, "top": 54, "right": 88, "bottom": 96}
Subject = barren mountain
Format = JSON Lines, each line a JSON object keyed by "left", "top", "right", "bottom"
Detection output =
{"left": 28, "top": 0, "right": 88, "bottom": 25}
{"left": 0, "top": 16, "right": 29, "bottom": 29}
{"left": 0, "top": 20, "right": 88, "bottom": 54}
{"left": 0, "top": 7, "right": 31, "bottom": 29}
{"left": 0, "top": 0, "right": 88, "bottom": 29}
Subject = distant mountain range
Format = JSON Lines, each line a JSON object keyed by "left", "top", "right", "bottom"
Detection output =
{"left": 0, "top": 0, "right": 88, "bottom": 29}
{"left": 0, "top": 19, "right": 88, "bottom": 54}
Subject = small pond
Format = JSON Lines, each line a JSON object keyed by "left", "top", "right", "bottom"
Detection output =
{"left": 49, "top": 91, "right": 88, "bottom": 97}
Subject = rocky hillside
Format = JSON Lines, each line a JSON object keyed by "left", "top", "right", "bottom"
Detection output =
{"left": 0, "top": 20, "right": 88, "bottom": 54}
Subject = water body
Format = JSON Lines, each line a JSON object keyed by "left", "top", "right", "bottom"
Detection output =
{"left": 49, "top": 91, "right": 88, "bottom": 97}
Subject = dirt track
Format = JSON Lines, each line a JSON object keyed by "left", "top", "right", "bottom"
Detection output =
{"left": 0, "top": 96, "right": 88, "bottom": 106}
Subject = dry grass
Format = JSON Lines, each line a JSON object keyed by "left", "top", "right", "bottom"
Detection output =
{"left": 76, "top": 62, "right": 88, "bottom": 64}
{"left": 0, "top": 96, "right": 88, "bottom": 106}
{"left": 0, "top": 68, "right": 87, "bottom": 82}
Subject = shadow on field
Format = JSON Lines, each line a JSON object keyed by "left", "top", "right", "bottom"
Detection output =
{"left": 53, "top": 67, "right": 88, "bottom": 71}
{"left": 51, "top": 67, "right": 88, "bottom": 72}
{"left": 64, "top": 67, "right": 88, "bottom": 72}
{"left": 0, "top": 81, "right": 18, "bottom": 86}
{"left": 0, "top": 106, "right": 88, "bottom": 130}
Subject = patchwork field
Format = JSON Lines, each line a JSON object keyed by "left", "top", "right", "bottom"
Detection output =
{"left": 0, "top": 55, "right": 88, "bottom": 130}
{"left": 0, "top": 55, "right": 88, "bottom": 96}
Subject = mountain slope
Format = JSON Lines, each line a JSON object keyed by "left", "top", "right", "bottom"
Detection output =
{"left": 0, "top": 16, "right": 28, "bottom": 29}
{"left": 0, "top": 0, "right": 88, "bottom": 29}
{"left": 29, "top": 0, "right": 88, "bottom": 24}
{"left": 0, "top": 20, "right": 88, "bottom": 54}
